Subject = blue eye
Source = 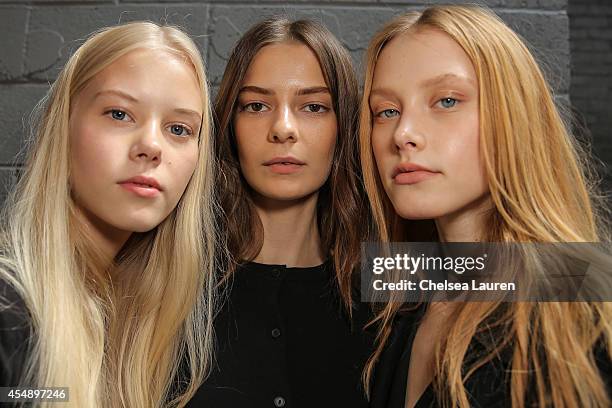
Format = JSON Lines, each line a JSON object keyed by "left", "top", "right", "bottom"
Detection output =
{"left": 110, "top": 109, "right": 127, "bottom": 120}
{"left": 439, "top": 98, "right": 458, "bottom": 108}
{"left": 169, "top": 124, "right": 192, "bottom": 137}
{"left": 378, "top": 109, "right": 399, "bottom": 118}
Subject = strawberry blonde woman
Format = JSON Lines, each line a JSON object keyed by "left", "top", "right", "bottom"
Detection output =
{"left": 359, "top": 5, "right": 611, "bottom": 408}
{"left": 186, "top": 17, "right": 374, "bottom": 408}
{"left": 0, "top": 22, "right": 219, "bottom": 407}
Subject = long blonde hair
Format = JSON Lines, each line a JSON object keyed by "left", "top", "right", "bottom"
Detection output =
{"left": 359, "top": 6, "right": 611, "bottom": 407}
{"left": 0, "top": 22, "right": 218, "bottom": 407}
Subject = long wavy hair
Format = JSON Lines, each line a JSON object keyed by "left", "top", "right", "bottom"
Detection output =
{"left": 0, "top": 22, "right": 218, "bottom": 407}
{"left": 215, "top": 17, "right": 368, "bottom": 309}
{"left": 359, "top": 6, "right": 612, "bottom": 408}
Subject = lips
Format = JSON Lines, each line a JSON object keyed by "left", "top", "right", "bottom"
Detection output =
{"left": 392, "top": 163, "right": 439, "bottom": 185}
{"left": 263, "top": 156, "right": 305, "bottom": 166}
{"left": 263, "top": 156, "right": 305, "bottom": 175}
{"left": 118, "top": 175, "right": 162, "bottom": 198}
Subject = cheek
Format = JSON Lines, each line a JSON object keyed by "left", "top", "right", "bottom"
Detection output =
{"left": 235, "top": 136, "right": 260, "bottom": 170}
{"left": 169, "top": 145, "right": 199, "bottom": 192}
{"left": 371, "top": 130, "right": 393, "bottom": 181}
{"left": 70, "top": 119, "right": 117, "bottom": 179}
{"left": 316, "top": 117, "right": 337, "bottom": 163}
{"left": 234, "top": 119, "right": 265, "bottom": 167}
{"left": 442, "top": 119, "right": 487, "bottom": 190}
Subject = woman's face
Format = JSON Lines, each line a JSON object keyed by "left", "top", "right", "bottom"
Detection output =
{"left": 69, "top": 48, "right": 202, "bottom": 236}
{"left": 233, "top": 41, "right": 337, "bottom": 202}
{"left": 369, "top": 28, "right": 489, "bottom": 221}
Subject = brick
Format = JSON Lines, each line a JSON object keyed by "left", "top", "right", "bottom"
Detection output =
{"left": 208, "top": 5, "right": 399, "bottom": 84}
{"left": 573, "top": 40, "right": 611, "bottom": 51}
{"left": 0, "top": 167, "right": 19, "bottom": 209}
{"left": 498, "top": 11, "right": 570, "bottom": 93}
{"left": 23, "top": 4, "right": 209, "bottom": 81}
{"left": 572, "top": 16, "right": 609, "bottom": 28}
{"left": 0, "top": 6, "right": 28, "bottom": 81}
{"left": 376, "top": 0, "right": 567, "bottom": 9}
{"left": 0, "top": 1, "right": 113, "bottom": 2}
{"left": 0, "top": 85, "right": 49, "bottom": 165}
{"left": 208, "top": 5, "right": 570, "bottom": 92}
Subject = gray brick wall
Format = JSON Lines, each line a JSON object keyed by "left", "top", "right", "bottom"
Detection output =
{"left": 0, "top": 0, "right": 571, "bottom": 206}
{"left": 569, "top": 0, "right": 612, "bottom": 189}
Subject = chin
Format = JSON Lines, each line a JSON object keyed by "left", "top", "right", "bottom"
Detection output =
{"left": 254, "top": 183, "right": 320, "bottom": 202}
{"left": 114, "top": 215, "right": 167, "bottom": 233}
{"left": 264, "top": 191, "right": 314, "bottom": 202}
{"left": 393, "top": 204, "right": 446, "bottom": 221}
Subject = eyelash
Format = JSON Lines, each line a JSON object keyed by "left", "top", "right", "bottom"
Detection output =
{"left": 376, "top": 109, "right": 400, "bottom": 119}
{"left": 105, "top": 109, "right": 194, "bottom": 137}
{"left": 239, "top": 102, "right": 330, "bottom": 114}
{"left": 374, "top": 96, "right": 461, "bottom": 118}
{"left": 435, "top": 97, "right": 459, "bottom": 109}
{"left": 167, "top": 124, "right": 193, "bottom": 137}
{"left": 241, "top": 102, "right": 268, "bottom": 113}
{"left": 106, "top": 109, "right": 133, "bottom": 122}
{"left": 303, "top": 103, "right": 329, "bottom": 114}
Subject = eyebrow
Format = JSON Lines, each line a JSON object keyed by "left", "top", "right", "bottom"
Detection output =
{"left": 238, "top": 85, "right": 330, "bottom": 96}
{"left": 369, "top": 88, "right": 396, "bottom": 100}
{"left": 94, "top": 89, "right": 202, "bottom": 122}
{"left": 174, "top": 108, "right": 203, "bottom": 123}
{"left": 296, "top": 86, "right": 330, "bottom": 96}
{"left": 93, "top": 89, "right": 139, "bottom": 103}
{"left": 419, "top": 73, "right": 476, "bottom": 89}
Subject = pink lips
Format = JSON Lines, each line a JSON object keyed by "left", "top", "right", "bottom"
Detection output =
{"left": 263, "top": 156, "right": 305, "bottom": 175}
{"left": 392, "top": 163, "right": 439, "bottom": 185}
{"left": 118, "top": 175, "right": 162, "bottom": 198}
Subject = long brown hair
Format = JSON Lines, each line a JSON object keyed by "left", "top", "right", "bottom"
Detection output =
{"left": 215, "top": 17, "right": 368, "bottom": 308}
{"left": 360, "top": 6, "right": 611, "bottom": 407}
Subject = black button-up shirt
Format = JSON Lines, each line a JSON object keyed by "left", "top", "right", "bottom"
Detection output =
{"left": 187, "top": 260, "right": 374, "bottom": 408}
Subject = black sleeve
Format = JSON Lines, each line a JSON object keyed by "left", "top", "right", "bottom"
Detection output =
{"left": 594, "top": 339, "right": 612, "bottom": 397}
{"left": 0, "top": 278, "right": 31, "bottom": 387}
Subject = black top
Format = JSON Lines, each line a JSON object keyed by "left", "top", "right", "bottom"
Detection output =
{"left": 187, "top": 260, "right": 375, "bottom": 408}
{"left": 0, "top": 278, "right": 31, "bottom": 387}
{"left": 370, "top": 306, "right": 612, "bottom": 408}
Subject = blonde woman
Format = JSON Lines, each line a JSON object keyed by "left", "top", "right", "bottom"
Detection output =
{"left": 0, "top": 22, "right": 218, "bottom": 407}
{"left": 359, "top": 5, "right": 611, "bottom": 408}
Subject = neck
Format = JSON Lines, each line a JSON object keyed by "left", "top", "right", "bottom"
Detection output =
{"left": 75, "top": 206, "right": 131, "bottom": 263}
{"left": 252, "top": 192, "right": 324, "bottom": 267}
{"left": 435, "top": 194, "right": 492, "bottom": 242}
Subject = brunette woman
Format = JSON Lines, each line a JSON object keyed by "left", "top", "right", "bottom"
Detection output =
{"left": 187, "top": 17, "right": 373, "bottom": 408}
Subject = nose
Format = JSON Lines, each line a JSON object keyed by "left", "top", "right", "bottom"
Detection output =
{"left": 130, "top": 121, "right": 162, "bottom": 163}
{"left": 393, "top": 113, "right": 426, "bottom": 152}
{"left": 268, "top": 105, "right": 298, "bottom": 143}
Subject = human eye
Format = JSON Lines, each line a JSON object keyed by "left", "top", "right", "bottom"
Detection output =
{"left": 436, "top": 97, "right": 459, "bottom": 109}
{"left": 242, "top": 102, "right": 269, "bottom": 113}
{"left": 167, "top": 123, "right": 193, "bottom": 137}
{"left": 105, "top": 109, "right": 132, "bottom": 122}
{"left": 303, "top": 103, "right": 330, "bottom": 114}
{"left": 376, "top": 108, "right": 400, "bottom": 119}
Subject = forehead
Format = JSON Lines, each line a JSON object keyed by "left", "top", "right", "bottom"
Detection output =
{"left": 373, "top": 28, "right": 476, "bottom": 88}
{"left": 92, "top": 48, "right": 197, "bottom": 86}
{"left": 242, "top": 41, "right": 327, "bottom": 88}
{"left": 77, "top": 48, "right": 203, "bottom": 110}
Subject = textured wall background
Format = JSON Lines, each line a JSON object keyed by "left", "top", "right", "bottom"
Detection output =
{"left": 569, "top": 0, "right": 612, "bottom": 189}
{"left": 0, "top": 0, "right": 572, "bottom": 206}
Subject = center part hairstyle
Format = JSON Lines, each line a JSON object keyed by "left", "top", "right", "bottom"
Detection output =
{"left": 0, "top": 22, "right": 218, "bottom": 407}
{"left": 215, "top": 17, "right": 368, "bottom": 308}
{"left": 359, "top": 5, "right": 611, "bottom": 408}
